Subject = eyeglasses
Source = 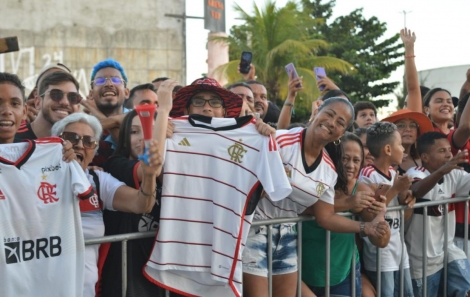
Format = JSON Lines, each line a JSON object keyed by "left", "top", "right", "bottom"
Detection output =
{"left": 60, "top": 132, "right": 98, "bottom": 149}
{"left": 40, "top": 89, "right": 82, "bottom": 105}
{"left": 396, "top": 123, "right": 419, "bottom": 131}
{"left": 92, "top": 76, "right": 125, "bottom": 86}
{"left": 190, "top": 98, "right": 224, "bottom": 108}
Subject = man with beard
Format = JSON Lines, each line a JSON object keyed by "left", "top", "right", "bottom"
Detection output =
{"left": 83, "top": 59, "right": 130, "bottom": 167}
{"left": 246, "top": 80, "right": 280, "bottom": 128}
{"left": 15, "top": 71, "right": 81, "bottom": 140}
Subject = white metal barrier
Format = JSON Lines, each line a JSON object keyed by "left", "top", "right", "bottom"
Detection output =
{"left": 85, "top": 196, "right": 470, "bottom": 297}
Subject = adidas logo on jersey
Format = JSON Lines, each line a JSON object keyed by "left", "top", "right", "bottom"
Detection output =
{"left": 438, "top": 188, "right": 445, "bottom": 194}
{"left": 4, "top": 236, "right": 62, "bottom": 264}
{"left": 178, "top": 138, "right": 191, "bottom": 146}
{"left": 0, "top": 190, "right": 5, "bottom": 200}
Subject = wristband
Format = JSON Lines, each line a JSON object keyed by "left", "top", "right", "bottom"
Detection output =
{"left": 359, "top": 222, "right": 367, "bottom": 237}
{"left": 284, "top": 101, "right": 294, "bottom": 107}
{"left": 140, "top": 187, "right": 153, "bottom": 197}
{"left": 405, "top": 55, "right": 415, "bottom": 59}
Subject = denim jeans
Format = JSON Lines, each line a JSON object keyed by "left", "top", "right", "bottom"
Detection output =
{"left": 412, "top": 259, "right": 470, "bottom": 297}
{"left": 309, "top": 261, "right": 362, "bottom": 297}
{"left": 365, "top": 268, "right": 414, "bottom": 297}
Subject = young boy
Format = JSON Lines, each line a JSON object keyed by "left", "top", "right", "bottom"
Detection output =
{"left": 354, "top": 101, "right": 377, "bottom": 128}
{"left": 359, "top": 122, "right": 414, "bottom": 297}
{"left": 0, "top": 72, "right": 27, "bottom": 144}
{"left": 406, "top": 132, "right": 470, "bottom": 297}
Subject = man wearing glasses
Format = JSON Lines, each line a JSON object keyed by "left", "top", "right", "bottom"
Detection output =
{"left": 83, "top": 58, "right": 131, "bottom": 167}
{"left": 15, "top": 71, "right": 82, "bottom": 140}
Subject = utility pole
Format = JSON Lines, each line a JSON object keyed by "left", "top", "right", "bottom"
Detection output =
{"left": 399, "top": 10, "right": 412, "bottom": 28}
{"left": 164, "top": 11, "right": 204, "bottom": 84}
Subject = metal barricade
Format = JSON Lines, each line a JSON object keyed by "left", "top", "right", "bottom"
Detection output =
{"left": 85, "top": 196, "right": 470, "bottom": 297}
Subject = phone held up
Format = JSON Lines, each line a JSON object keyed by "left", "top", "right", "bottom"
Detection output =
{"left": 374, "top": 183, "right": 391, "bottom": 201}
{"left": 239, "top": 51, "right": 253, "bottom": 75}
{"left": 314, "top": 67, "right": 327, "bottom": 91}
{"left": 285, "top": 63, "right": 302, "bottom": 88}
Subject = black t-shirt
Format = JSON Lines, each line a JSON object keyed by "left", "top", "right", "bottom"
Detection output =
{"left": 15, "top": 122, "right": 37, "bottom": 141}
{"left": 101, "top": 155, "right": 165, "bottom": 297}
{"left": 264, "top": 101, "right": 280, "bottom": 128}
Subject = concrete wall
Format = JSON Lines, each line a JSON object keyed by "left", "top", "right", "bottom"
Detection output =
{"left": 0, "top": 0, "right": 185, "bottom": 96}
{"left": 418, "top": 65, "right": 470, "bottom": 97}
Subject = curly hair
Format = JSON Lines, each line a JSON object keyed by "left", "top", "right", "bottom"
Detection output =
{"left": 366, "top": 122, "right": 397, "bottom": 158}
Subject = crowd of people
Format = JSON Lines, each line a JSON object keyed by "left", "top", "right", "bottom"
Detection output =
{"left": 1, "top": 27, "right": 470, "bottom": 297}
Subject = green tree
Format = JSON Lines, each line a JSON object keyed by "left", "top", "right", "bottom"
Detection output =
{"left": 302, "top": 0, "right": 404, "bottom": 107}
{"left": 213, "top": 0, "right": 353, "bottom": 109}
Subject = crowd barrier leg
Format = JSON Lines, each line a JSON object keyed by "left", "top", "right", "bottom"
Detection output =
{"left": 376, "top": 246, "right": 382, "bottom": 297}
{"left": 351, "top": 235, "right": 356, "bottom": 297}
{"left": 297, "top": 222, "right": 303, "bottom": 297}
{"left": 268, "top": 224, "right": 273, "bottom": 297}
{"left": 422, "top": 207, "right": 428, "bottom": 297}
{"left": 465, "top": 201, "right": 469, "bottom": 257}
{"left": 443, "top": 204, "right": 449, "bottom": 297}
{"left": 325, "top": 230, "right": 331, "bottom": 297}
{"left": 400, "top": 209, "right": 405, "bottom": 297}
{"left": 122, "top": 240, "right": 128, "bottom": 297}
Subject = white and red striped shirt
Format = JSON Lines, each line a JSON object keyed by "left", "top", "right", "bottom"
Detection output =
{"left": 358, "top": 165, "right": 410, "bottom": 272}
{"left": 406, "top": 166, "right": 470, "bottom": 279}
{"left": 144, "top": 115, "right": 292, "bottom": 297}
{"left": 254, "top": 127, "right": 337, "bottom": 220}
{"left": 0, "top": 138, "right": 94, "bottom": 297}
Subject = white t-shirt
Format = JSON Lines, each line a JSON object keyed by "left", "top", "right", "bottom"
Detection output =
{"left": 144, "top": 115, "right": 292, "bottom": 297}
{"left": 405, "top": 166, "right": 470, "bottom": 279}
{"left": 81, "top": 169, "right": 124, "bottom": 297}
{"left": 254, "top": 128, "right": 337, "bottom": 220}
{"left": 0, "top": 139, "right": 94, "bottom": 297}
{"left": 359, "top": 165, "right": 410, "bottom": 272}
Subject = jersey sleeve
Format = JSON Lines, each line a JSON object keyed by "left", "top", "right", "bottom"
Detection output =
{"left": 104, "top": 155, "right": 140, "bottom": 188}
{"left": 68, "top": 160, "right": 94, "bottom": 200}
{"left": 358, "top": 170, "right": 376, "bottom": 185}
{"left": 95, "top": 170, "right": 126, "bottom": 211}
{"left": 255, "top": 135, "right": 292, "bottom": 201}
{"left": 406, "top": 167, "right": 428, "bottom": 182}
{"left": 321, "top": 186, "right": 335, "bottom": 205}
{"left": 454, "top": 170, "right": 470, "bottom": 197}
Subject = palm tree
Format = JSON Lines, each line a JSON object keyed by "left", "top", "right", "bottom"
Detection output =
{"left": 212, "top": 0, "right": 354, "bottom": 109}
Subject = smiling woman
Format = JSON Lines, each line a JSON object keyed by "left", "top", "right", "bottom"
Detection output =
{"left": 381, "top": 109, "right": 434, "bottom": 174}
{"left": 51, "top": 112, "right": 163, "bottom": 297}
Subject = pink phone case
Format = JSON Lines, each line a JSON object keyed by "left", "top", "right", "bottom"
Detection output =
{"left": 314, "top": 67, "right": 327, "bottom": 91}
{"left": 285, "top": 63, "right": 302, "bottom": 88}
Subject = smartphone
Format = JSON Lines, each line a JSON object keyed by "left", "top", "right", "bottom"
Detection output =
{"left": 285, "top": 63, "right": 302, "bottom": 88}
{"left": 239, "top": 51, "right": 252, "bottom": 74}
{"left": 0, "top": 36, "right": 19, "bottom": 54}
{"left": 314, "top": 67, "right": 327, "bottom": 91}
{"left": 374, "top": 183, "right": 391, "bottom": 201}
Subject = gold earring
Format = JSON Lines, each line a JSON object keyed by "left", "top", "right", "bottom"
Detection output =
{"left": 333, "top": 139, "right": 341, "bottom": 146}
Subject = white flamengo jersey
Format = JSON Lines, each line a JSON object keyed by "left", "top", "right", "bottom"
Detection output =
{"left": 358, "top": 165, "right": 410, "bottom": 272}
{"left": 405, "top": 166, "right": 470, "bottom": 279}
{"left": 254, "top": 127, "right": 337, "bottom": 220}
{"left": 0, "top": 138, "right": 94, "bottom": 297}
{"left": 144, "top": 115, "right": 292, "bottom": 297}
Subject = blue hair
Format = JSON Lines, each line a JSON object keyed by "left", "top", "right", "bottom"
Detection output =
{"left": 90, "top": 58, "right": 128, "bottom": 83}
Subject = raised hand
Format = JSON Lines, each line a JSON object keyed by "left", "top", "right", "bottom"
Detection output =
{"left": 316, "top": 75, "right": 339, "bottom": 93}
{"left": 392, "top": 174, "right": 412, "bottom": 194}
{"left": 438, "top": 149, "right": 469, "bottom": 175}
{"left": 400, "top": 28, "right": 416, "bottom": 49}
{"left": 157, "top": 79, "right": 179, "bottom": 113}
{"left": 287, "top": 70, "right": 303, "bottom": 99}
{"left": 238, "top": 63, "right": 256, "bottom": 81}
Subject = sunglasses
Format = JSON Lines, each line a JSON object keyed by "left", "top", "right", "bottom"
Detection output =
{"left": 60, "top": 132, "right": 98, "bottom": 149}
{"left": 190, "top": 98, "right": 224, "bottom": 108}
{"left": 40, "top": 89, "right": 82, "bottom": 105}
{"left": 92, "top": 76, "right": 125, "bottom": 86}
